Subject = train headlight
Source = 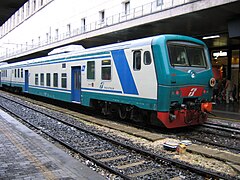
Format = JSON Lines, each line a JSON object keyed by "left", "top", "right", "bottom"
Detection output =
{"left": 209, "top": 78, "right": 216, "bottom": 88}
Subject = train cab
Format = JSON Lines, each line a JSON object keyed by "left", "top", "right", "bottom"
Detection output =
{"left": 152, "top": 35, "right": 215, "bottom": 128}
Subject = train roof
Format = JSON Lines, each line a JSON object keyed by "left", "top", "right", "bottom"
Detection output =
{"left": 0, "top": 35, "right": 157, "bottom": 69}
{"left": 0, "top": 34, "right": 204, "bottom": 69}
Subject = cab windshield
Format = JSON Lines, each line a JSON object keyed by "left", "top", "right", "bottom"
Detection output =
{"left": 168, "top": 41, "right": 207, "bottom": 68}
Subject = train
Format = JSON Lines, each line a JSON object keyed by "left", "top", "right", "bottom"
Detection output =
{"left": 0, "top": 34, "right": 216, "bottom": 128}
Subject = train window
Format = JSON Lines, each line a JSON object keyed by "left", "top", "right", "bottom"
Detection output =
{"left": 61, "top": 73, "right": 67, "bottom": 88}
{"left": 101, "top": 60, "right": 111, "bottom": 80}
{"left": 35, "top": 74, "right": 39, "bottom": 85}
{"left": 40, "top": 73, "right": 44, "bottom": 86}
{"left": 53, "top": 73, "right": 58, "bottom": 87}
{"left": 46, "top": 73, "right": 51, "bottom": 86}
{"left": 169, "top": 46, "right": 189, "bottom": 66}
{"left": 15, "top": 69, "right": 17, "bottom": 78}
{"left": 168, "top": 42, "right": 207, "bottom": 68}
{"left": 62, "top": 63, "right": 66, "bottom": 69}
{"left": 87, "top": 61, "right": 95, "bottom": 80}
{"left": 18, "top": 69, "right": 20, "bottom": 78}
{"left": 187, "top": 47, "right": 206, "bottom": 67}
{"left": 3, "top": 70, "right": 5, "bottom": 77}
{"left": 144, "top": 51, "right": 152, "bottom": 65}
{"left": 133, "top": 51, "right": 141, "bottom": 71}
{"left": 21, "top": 69, "right": 23, "bottom": 78}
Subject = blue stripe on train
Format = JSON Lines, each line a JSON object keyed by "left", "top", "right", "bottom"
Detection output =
{"left": 111, "top": 49, "right": 138, "bottom": 95}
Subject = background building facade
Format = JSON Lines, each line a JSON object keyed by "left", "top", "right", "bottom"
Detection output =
{"left": 0, "top": 0, "right": 192, "bottom": 58}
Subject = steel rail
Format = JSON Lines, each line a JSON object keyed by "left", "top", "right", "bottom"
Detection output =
{"left": 203, "top": 122, "right": 240, "bottom": 134}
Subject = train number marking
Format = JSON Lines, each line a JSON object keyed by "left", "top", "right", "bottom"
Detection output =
{"left": 188, "top": 88, "right": 198, "bottom": 97}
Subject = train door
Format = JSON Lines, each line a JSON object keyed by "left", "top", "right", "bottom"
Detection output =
{"left": 71, "top": 66, "right": 81, "bottom": 103}
{"left": 24, "top": 70, "right": 29, "bottom": 92}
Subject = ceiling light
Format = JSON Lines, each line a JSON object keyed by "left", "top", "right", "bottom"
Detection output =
{"left": 202, "top": 35, "right": 220, "bottom": 40}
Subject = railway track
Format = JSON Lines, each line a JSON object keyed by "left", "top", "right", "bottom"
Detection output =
{"left": 203, "top": 122, "right": 240, "bottom": 134}
{"left": 180, "top": 122, "right": 240, "bottom": 152}
{"left": 0, "top": 93, "right": 235, "bottom": 179}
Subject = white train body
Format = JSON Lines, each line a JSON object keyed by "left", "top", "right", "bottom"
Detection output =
{"left": 0, "top": 35, "right": 214, "bottom": 128}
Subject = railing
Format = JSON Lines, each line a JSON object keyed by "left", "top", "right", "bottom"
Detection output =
{"left": 0, "top": 0, "right": 199, "bottom": 60}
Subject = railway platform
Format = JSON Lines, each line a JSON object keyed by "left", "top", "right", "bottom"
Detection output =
{"left": 0, "top": 109, "right": 105, "bottom": 180}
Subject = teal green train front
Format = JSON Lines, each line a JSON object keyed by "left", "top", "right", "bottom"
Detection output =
{"left": 152, "top": 35, "right": 215, "bottom": 128}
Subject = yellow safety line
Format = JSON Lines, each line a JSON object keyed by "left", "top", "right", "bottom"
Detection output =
{"left": 0, "top": 122, "right": 56, "bottom": 180}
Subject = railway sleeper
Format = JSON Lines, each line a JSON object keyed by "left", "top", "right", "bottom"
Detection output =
{"left": 98, "top": 155, "right": 127, "bottom": 162}
{"left": 88, "top": 150, "right": 113, "bottom": 156}
{"left": 128, "top": 169, "right": 160, "bottom": 178}
{"left": 116, "top": 160, "right": 146, "bottom": 169}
